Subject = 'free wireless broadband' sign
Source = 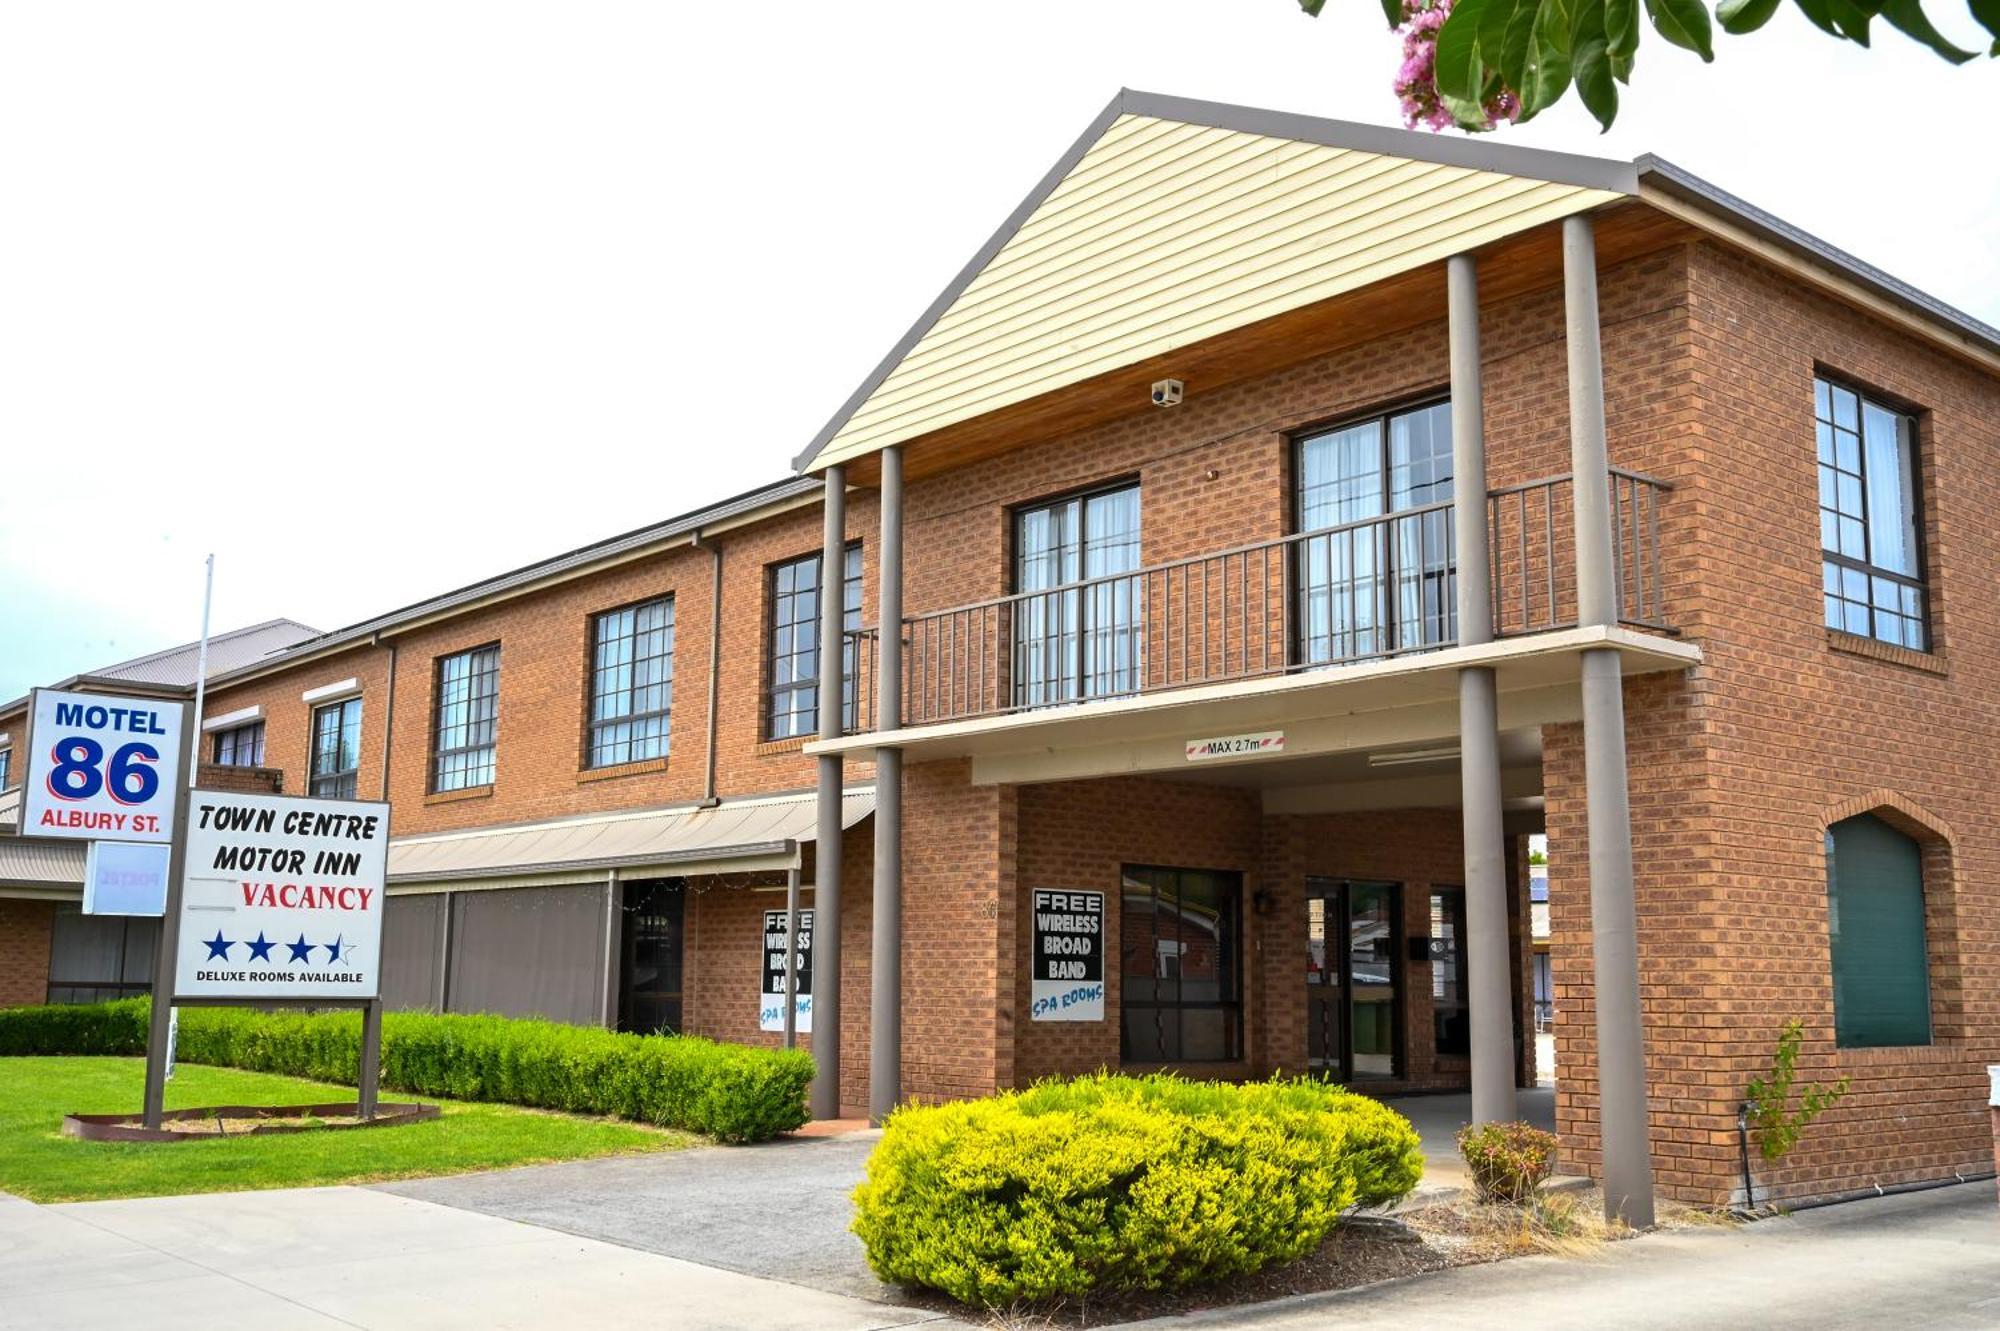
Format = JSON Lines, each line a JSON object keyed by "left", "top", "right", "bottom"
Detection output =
{"left": 22, "top": 688, "right": 185, "bottom": 843}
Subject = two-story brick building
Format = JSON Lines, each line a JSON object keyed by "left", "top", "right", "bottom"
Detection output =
{"left": 3, "top": 92, "right": 1995, "bottom": 1221}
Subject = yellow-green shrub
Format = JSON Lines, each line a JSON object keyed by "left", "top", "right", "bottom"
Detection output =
{"left": 850, "top": 1072, "right": 1423, "bottom": 1305}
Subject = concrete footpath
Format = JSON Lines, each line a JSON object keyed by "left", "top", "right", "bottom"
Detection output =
{"left": 0, "top": 1187, "right": 962, "bottom": 1331}
{"left": 1133, "top": 1183, "right": 2000, "bottom": 1331}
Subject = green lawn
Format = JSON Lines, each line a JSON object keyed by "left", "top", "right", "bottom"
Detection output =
{"left": 0, "top": 1057, "right": 691, "bottom": 1203}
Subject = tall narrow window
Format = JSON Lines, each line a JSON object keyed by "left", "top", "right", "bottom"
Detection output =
{"left": 1296, "top": 399, "right": 1455, "bottom": 665}
{"left": 588, "top": 597, "right": 675, "bottom": 767}
{"left": 1827, "top": 814, "right": 1931, "bottom": 1048}
{"left": 309, "top": 697, "right": 362, "bottom": 800}
{"left": 1120, "top": 865, "right": 1242, "bottom": 1063}
{"left": 1429, "top": 888, "right": 1470, "bottom": 1057}
{"left": 212, "top": 722, "right": 265, "bottom": 767}
{"left": 1817, "top": 378, "right": 1926, "bottom": 649}
{"left": 0, "top": 748, "right": 11, "bottom": 788}
{"left": 767, "top": 545, "right": 862, "bottom": 740}
{"left": 433, "top": 645, "right": 499, "bottom": 791}
{"left": 1013, "top": 483, "right": 1142, "bottom": 708}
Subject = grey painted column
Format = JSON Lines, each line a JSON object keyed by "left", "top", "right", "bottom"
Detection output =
{"left": 811, "top": 465, "right": 846, "bottom": 1120}
{"left": 870, "top": 443, "right": 905, "bottom": 1124}
{"left": 1565, "top": 213, "right": 1657, "bottom": 1229}
{"left": 1450, "top": 253, "right": 1517, "bottom": 1128}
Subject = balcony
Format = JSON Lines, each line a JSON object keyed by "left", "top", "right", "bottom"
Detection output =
{"left": 838, "top": 469, "right": 1675, "bottom": 739}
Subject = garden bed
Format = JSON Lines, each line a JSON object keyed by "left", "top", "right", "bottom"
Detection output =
{"left": 64, "top": 1099, "right": 439, "bottom": 1141}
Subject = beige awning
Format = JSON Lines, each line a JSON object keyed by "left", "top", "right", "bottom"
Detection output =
{"left": 386, "top": 788, "right": 873, "bottom": 890}
{"left": 0, "top": 786, "right": 21, "bottom": 836}
{"left": 0, "top": 833, "right": 87, "bottom": 899}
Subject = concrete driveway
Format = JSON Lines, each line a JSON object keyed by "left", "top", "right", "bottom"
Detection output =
{"left": 0, "top": 1185, "right": 959, "bottom": 1331}
{"left": 381, "top": 1129, "right": 895, "bottom": 1300}
{"left": 1126, "top": 1183, "right": 2000, "bottom": 1331}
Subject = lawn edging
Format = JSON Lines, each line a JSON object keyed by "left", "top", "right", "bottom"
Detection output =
{"left": 0, "top": 998, "right": 813, "bottom": 1143}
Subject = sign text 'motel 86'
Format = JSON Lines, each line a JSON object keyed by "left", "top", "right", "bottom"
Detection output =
{"left": 23, "top": 688, "right": 185, "bottom": 843}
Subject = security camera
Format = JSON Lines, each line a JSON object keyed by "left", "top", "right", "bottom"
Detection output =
{"left": 1151, "top": 378, "right": 1184, "bottom": 407}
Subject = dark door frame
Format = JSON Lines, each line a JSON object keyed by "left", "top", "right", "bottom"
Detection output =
{"left": 1304, "top": 877, "right": 1405, "bottom": 1083}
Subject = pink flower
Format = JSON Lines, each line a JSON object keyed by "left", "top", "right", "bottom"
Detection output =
{"left": 1392, "top": 0, "right": 1520, "bottom": 133}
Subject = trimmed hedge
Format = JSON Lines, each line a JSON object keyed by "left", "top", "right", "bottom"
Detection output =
{"left": 851, "top": 1072, "right": 1424, "bottom": 1306}
{"left": 0, "top": 999, "right": 813, "bottom": 1143}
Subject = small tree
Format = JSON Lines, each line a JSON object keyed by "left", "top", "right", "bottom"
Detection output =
{"left": 1296, "top": 0, "right": 1997, "bottom": 132}
{"left": 1745, "top": 1018, "right": 1849, "bottom": 1162}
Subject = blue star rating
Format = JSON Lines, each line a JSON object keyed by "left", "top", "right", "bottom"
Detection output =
{"left": 286, "top": 934, "right": 316, "bottom": 964}
{"left": 244, "top": 932, "right": 276, "bottom": 963}
{"left": 203, "top": 930, "right": 236, "bottom": 960}
{"left": 323, "top": 934, "right": 346, "bottom": 965}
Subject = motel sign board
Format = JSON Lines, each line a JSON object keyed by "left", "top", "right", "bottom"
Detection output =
{"left": 174, "top": 790, "right": 391, "bottom": 1000}
{"left": 22, "top": 688, "right": 185, "bottom": 843}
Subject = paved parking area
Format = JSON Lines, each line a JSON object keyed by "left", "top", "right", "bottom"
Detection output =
{"left": 381, "top": 1130, "right": 898, "bottom": 1301}
{"left": 0, "top": 1185, "right": 956, "bottom": 1331}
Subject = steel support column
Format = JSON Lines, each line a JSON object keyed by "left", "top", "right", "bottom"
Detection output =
{"left": 1450, "top": 252, "right": 1517, "bottom": 1128}
{"left": 810, "top": 465, "right": 846, "bottom": 1121}
{"left": 1565, "top": 212, "right": 1657, "bottom": 1228}
{"left": 870, "top": 444, "right": 905, "bottom": 1124}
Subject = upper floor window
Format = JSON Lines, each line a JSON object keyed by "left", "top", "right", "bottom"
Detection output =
{"left": 0, "top": 748, "right": 11, "bottom": 789}
{"left": 212, "top": 721, "right": 265, "bottom": 767}
{"left": 767, "top": 545, "right": 861, "bottom": 740}
{"left": 1826, "top": 813, "right": 1931, "bottom": 1048}
{"left": 433, "top": 645, "right": 499, "bottom": 791}
{"left": 310, "top": 697, "right": 362, "bottom": 800}
{"left": 588, "top": 597, "right": 674, "bottom": 768}
{"left": 1817, "top": 377, "right": 1926, "bottom": 650}
{"left": 1013, "top": 483, "right": 1142, "bottom": 708}
{"left": 1296, "top": 398, "right": 1454, "bottom": 664}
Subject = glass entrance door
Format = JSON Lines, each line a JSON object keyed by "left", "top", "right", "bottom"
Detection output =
{"left": 618, "top": 880, "right": 685, "bottom": 1034}
{"left": 1304, "top": 879, "right": 1402, "bottom": 1081}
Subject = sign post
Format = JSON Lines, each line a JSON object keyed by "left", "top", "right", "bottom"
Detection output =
{"left": 143, "top": 702, "right": 197, "bottom": 1126}
{"left": 170, "top": 788, "right": 393, "bottom": 1119}
{"left": 15, "top": 686, "right": 191, "bottom": 1129}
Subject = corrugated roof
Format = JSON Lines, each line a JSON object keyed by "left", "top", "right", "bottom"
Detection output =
{"left": 1, "top": 787, "right": 874, "bottom": 895}
{"left": 0, "top": 787, "right": 19, "bottom": 836}
{"left": 388, "top": 787, "right": 874, "bottom": 885}
{"left": 0, "top": 833, "right": 86, "bottom": 891}
{"left": 1, "top": 619, "right": 320, "bottom": 717}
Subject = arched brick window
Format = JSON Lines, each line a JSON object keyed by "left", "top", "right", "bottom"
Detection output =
{"left": 1825, "top": 812, "right": 1934, "bottom": 1048}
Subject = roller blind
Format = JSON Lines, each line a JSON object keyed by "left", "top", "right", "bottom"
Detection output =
{"left": 1827, "top": 815, "right": 1931, "bottom": 1048}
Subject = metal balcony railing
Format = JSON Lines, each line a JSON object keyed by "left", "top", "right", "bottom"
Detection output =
{"left": 838, "top": 470, "right": 1672, "bottom": 734}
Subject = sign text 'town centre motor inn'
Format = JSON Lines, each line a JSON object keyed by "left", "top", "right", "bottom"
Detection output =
{"left": 176, "top": 791, "right": 390, "bottom": 999}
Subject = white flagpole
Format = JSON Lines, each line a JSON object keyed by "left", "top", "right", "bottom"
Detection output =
{"left": 165, "top": 553, "right": 213, "bottom": 1085}
{"left": 187, "top": 554, "right": 215, "bottom": 788}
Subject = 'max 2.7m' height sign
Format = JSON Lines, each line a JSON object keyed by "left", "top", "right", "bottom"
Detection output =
{"left": 23, "top": 688, "right": 185, "bottom": 842}
{"left": 175, "top": 791, "right": 391, "bottom": 1000}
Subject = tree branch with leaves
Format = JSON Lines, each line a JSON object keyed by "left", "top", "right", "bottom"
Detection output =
{"left": 1298, "top": 0, "right": 1998, "bottom": 131}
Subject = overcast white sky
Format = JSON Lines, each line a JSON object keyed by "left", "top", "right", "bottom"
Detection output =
{"left": 3, "top": 3, "right": 1994, "bottom": 700}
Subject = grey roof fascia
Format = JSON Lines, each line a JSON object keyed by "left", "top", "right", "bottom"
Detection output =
{"left": 1122, "top": 90, "right": 1638, "bottom": 195}
{"left": 1636, "top": 156, "right": 2000, "bottom": 362}
{"left": 203, "top": 474, "right": 822, "bottom": 690}
{"left": 790, "top": 88, "right": 1637, "bottom": 474}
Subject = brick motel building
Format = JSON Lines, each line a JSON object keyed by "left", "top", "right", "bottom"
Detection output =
{"left": 3, "top": 93, "right": 1997, "bottom": 1219}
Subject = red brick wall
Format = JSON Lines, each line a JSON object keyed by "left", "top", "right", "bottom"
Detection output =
{"left": 1011, "top": 775, "right": 1263, "bottom": 1085}
{"left": 0, "top": 899, "right": 55, "bottom": 1007}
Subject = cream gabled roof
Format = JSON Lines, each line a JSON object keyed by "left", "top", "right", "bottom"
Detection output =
{"left": 794, "top": 90, "right": 1637, "bottom": 473}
